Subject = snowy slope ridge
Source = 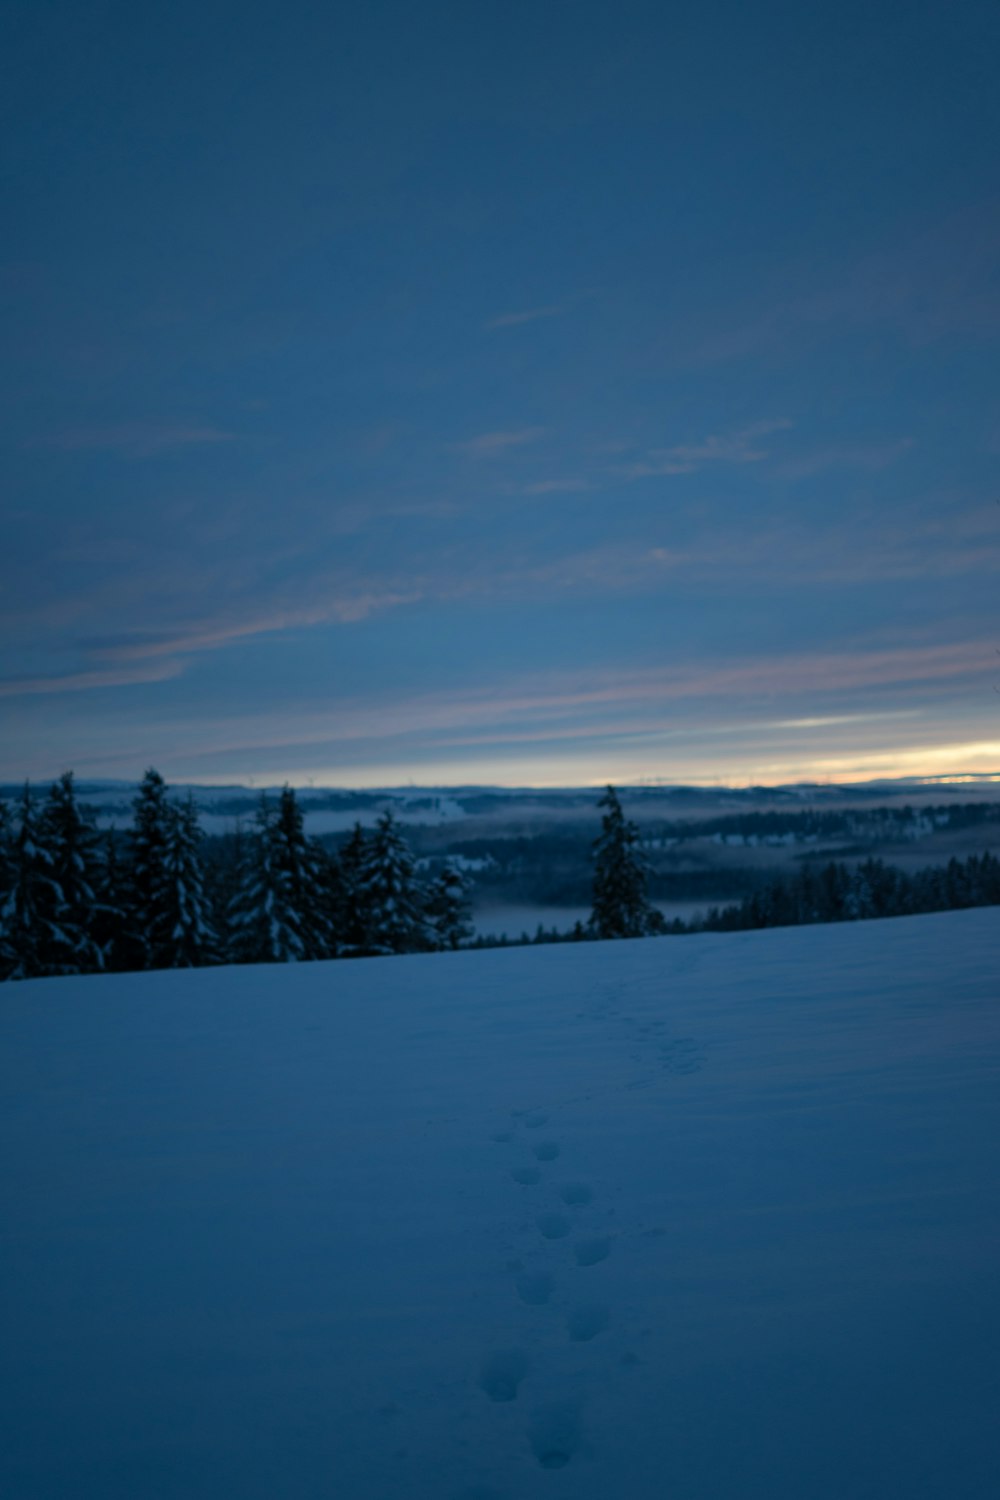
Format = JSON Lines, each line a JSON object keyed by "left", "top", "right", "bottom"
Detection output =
{"left": 2, "top": 911, "right": 999, "bottom": 1499}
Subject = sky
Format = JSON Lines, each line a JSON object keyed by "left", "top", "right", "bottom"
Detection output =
{"left": 2, "top": 0, "right": 999, "bottom": 788}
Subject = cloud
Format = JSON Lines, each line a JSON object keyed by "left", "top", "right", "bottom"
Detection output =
{"left": 6, "top": 627, "right": 994, "bottom": 784}
{"left": 451, "top": 427, "right": 546, "bottom": 457}
{"left": 772, "top": 438, "right": 914, "bottom": 482}
{"left": 0, "top": 660, "right": 184, "bottom": 698}
{"left": 44, "top": 538, "right": 684, "bottom": 692}
{"left": 135, "top": 640, "right": 994, "bottom": 763}
{"left": 484, "top": 290, "right": 595, "bottom": 331}
{"left": 754, "top": 500, "right": 1000, "bottom": 583}
{"left": 91, "top": 591, "right": 426, "bottom": 664}
{"left": 501, "top": 544, "right": 683, "bottom": 594}
{"left": 43, "top": 424, "right": 237, "bottom": 456}
{"left": 616, "top": 419, "right": 792, "bottom": 479}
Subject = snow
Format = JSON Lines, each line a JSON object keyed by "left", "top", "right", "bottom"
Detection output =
{"left": 2, "top": 909, "right": 999, "bottom": 1499}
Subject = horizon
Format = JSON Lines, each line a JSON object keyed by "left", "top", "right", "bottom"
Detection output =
{"left": 5, "top": 768, "right": 1000, "bottom": 797}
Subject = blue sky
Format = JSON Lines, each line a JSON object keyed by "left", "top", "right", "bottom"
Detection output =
{"left": 2, "top": 0, "right": 999, "bottom": 786}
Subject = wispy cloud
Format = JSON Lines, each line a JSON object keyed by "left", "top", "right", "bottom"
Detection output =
{"left": 0, "top": 660, "right": 183, "bottom": 698}
{"left": 726, "top": 499, "right": 1000, "bottom": 583}
{"left": 452, "top": 427, "right": 546, "bottom": 457}
{"left": 91, "top": 591, "right": 426, "bottom": 664}
{"left": 499, "top": 544, "right": 683, "bottom": 595}
{"left": 615, "top": 419, "right": 792, "bottom": 479}
{"left": 71, "top": 640, "right": 988, "bottom": 780}
{"left": 43, "top": 424, "right": 237, "bottom": 456}
{"left": 772, "top": 437, "right": 913, "bottom": 482}
{"left": 484, "top": 290, "right": 595, "bottom": 331}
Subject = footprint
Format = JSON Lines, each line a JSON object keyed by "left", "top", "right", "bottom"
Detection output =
{"left": 567, "top": 1304, "right": 609, "bottom": 1342}
{"left": 536, "top": 1212, "right": 571, "bottom": 1240}
{"left": 559, "top": 1182, "right": 594, "bottom": 1206}
{"left": 511, "top": 1166, "right": 541, "bottom": 1186}
{"left": 574, "top": 1236, "right": 612, "bottom": 1267}
{"left": 528, "top": 1401, "right": 582, "bottom": 1469}
{"left": 479, "top": 1350, "right": 529, "bottom": 1403}
{"left": 532, "top": 1141, "right": 559, "bottom": 1162}
{"left": 515, "top": 1271, "right": 554, "bottom": 1306}
{"left": 524, "top": 1111, "right": 549, "bottom": 1129}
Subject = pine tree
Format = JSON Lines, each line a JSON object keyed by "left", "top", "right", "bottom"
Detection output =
{"left": 271, "top": 786, "right": 332, "bottom": 960}
{"left": 226, "top": 800, "right": 277, "bottom": 963}
{"left": 425, "top": 860, "right": 473, "bottom": 950}
{"left": 227, "top": 790, "right": 330, "bottom": 963}
{"left": 845, "top": 862, "right": 878, "bottom": 920}
{"left": 0, "top": 784, "right": 64, "bottom": 980}
{"left": 0, "top": 797, "right": 16, "bottom": 977}
{"left": 212, "top": 820, "right": 247, "bottom": 954}
{"left": 128, "top": 768, "right": 174, "bottom": 968}
{"left": 161, "top": 796, "right": 218, "bottom": 967}
{"left": 334, "top": 821, "right": 371, "bottom": 953}
{"left": 41, "top": 772, "right": 106, "bottom": 974}
{"left": 227, "top": 797, "right": 295, "bottom": 963}
{"left": 589, "top": 786, "right": 664, "bottom": 939}
{"left": 816, "top": 861, "right": 850, "bottom": 923}
{"left": 357, "top": 810, "right": 429, "bottom": 954}
{"left": 92, "top": 831, "right": 127, "bottom": 971}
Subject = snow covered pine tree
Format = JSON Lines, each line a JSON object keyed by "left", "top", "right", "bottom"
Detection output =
{"left": 0, "top": 784, "right": 64, "bottom": 979}
{"left": 40, "top": 771, "right": 107, "bottom": 974}
{"left": 128, "top": 768, "right": 175, "bottom": 969}
{"left": 589, "top": 785, "right": 665, "bottom": 939}
{"left": 0, "top": 798, "right": 13, "bottom": 974}
{"left": 161, "top": 795, "right": 218, "bottom": 967}
{"left": 332, "top": 821, "right": 371, "bottom": 953}
{"left": 227, "top": 789, "right": 330, "bottom": 963}
{"left": 426, "top": 860, "right": 473, "bottom": 950}
{"left": 357, "top": 810, "right": 429, "bottom": 954}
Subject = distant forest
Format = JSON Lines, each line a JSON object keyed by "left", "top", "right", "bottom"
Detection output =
{"left": 1, "top": 772, "right": 998, "bottom": 981}
{"left": 426, "top": 802, "right": 1000, "bottom": 908}
{"left": 472, "top": 853, "right": 1000, "bottom": 948}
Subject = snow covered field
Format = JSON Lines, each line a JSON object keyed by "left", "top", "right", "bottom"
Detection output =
{"left": 2, "top": 910, "right": 999, "bottom": 1499}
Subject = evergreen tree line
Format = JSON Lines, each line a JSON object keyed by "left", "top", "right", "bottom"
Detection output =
{"left": 574, "top": 786, "right": 1000, "bottom": 946}
{"left": 695, "top": 851, "right": 1000, "bottom": 932}
{"left": 0, "top": 771, "right": 472, "bottom": 981}
{"left": 2, "top": 775, "right": 997, "bottom": 980}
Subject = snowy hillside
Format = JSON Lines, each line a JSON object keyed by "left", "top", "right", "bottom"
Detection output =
{"left": 3, "top": 911, "right": 999, "bottom": 1499}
